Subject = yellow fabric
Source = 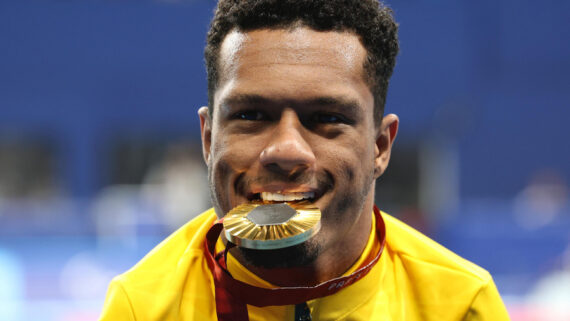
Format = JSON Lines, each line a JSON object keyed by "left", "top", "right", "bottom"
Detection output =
{"left": 100, "top": 208, "right": 510, "bottom": 321}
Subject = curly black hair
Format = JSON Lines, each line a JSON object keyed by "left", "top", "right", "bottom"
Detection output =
{"left": 204, "top": 0, "right": 399, "bottom": 125}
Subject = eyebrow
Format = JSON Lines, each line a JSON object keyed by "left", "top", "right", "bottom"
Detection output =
{"left": 220, "top": 94, "right": 362, "bottom": 113}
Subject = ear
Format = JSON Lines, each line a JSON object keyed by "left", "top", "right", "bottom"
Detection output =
{"left": 198, "top": 106, "right": 212, "bottom": 164}
{"left": 374, "top": 114, "right": 399, "bottom": 179}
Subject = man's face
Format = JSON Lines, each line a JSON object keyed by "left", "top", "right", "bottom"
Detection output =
{"left": 199, "top": 27, "right": 397, "bottom": 268}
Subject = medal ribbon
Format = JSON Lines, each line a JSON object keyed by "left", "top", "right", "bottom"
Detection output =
{"left": 204, "top": 206, "right": 386, "bottom": 321}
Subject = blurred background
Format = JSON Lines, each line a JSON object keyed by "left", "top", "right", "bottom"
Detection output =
{"left": 0, "top": 0, "right": 568, "bottom": 320}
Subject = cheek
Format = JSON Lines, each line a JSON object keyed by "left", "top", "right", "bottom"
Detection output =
{"left": 208, "top": 134, "right": 264, "bottom": 205}
{"left": 207, "top": 137, "right": 239, "bottom": 208}
{"left": 211, "top": 134, "right": 260, "bottom": 172}
{"left": 209, "top": 155, "right": 232, "bottom": 187}
{"left": 318, "top": 138, "right": 375, "bottom": 177}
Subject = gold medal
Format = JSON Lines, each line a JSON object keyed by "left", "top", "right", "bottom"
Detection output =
{"left": 223, "top": 201, "right": 321, "bottom": 250}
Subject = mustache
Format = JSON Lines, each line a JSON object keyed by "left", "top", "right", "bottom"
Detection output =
{"left": 235, "top": 171, "right": 334, "bottom": 196}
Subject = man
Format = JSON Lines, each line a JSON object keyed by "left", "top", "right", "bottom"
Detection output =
{"left": 100, "top": 0, "right": 510, "bottom": 320}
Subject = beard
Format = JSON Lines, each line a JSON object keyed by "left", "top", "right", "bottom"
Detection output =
{"left": 235, "top": 237, "right": 322, "bottom": 269}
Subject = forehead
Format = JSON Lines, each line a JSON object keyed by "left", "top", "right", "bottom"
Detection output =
{"left": 219, "top": 27, "right": 366, "bottom": 75}
{"left": 215, "top": 27, "right": 371, "bottom": 108}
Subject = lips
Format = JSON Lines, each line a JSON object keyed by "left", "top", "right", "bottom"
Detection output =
{"left": 238, "top": 172, "right": 333, "bottom": 205}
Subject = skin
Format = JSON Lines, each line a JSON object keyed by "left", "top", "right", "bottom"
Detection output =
{"left": 198, "top": 27, "right": 399, "bottom": 287}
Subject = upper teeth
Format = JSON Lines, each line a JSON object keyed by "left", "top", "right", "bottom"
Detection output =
{"left": 260, "top": 192, "right": 315, "bottom": 202}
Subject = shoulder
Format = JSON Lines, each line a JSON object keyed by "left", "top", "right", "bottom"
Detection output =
{"left": 381, "top": 211, "right": 491, "bottom": 283}
{"left": 122, "top": 208, "right": 217, "bottom": 281}
{"left": 100, "top": 209, "right": 219, "bottom": 320}
{"left": 380, "top": 212, "right": 509, "bottom": 320}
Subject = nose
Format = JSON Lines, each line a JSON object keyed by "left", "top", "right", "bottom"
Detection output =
{"left": 259, "top": 109, "right": 316, "bottom": 175}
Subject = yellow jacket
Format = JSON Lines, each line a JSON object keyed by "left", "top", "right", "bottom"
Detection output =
{"left": 100, "top": 209, "right": 509, "bottom": 320}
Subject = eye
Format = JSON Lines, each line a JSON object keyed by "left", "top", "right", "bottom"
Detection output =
{"left": 312, "top": 113, "right": 347, "bottom": 124}
{"left": 233, "top": 110, "right": 265, "bottom": 121}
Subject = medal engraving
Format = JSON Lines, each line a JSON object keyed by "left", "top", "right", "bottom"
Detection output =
{"left": 223, "top": 201, "right": 321, "bottom": 250}
{"left": 247, "top": 203, "right": 297, "bottom": 225}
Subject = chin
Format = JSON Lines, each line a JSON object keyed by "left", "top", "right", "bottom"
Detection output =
{"left": 237, "top": 239, "right": 322, "bottom": 269}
